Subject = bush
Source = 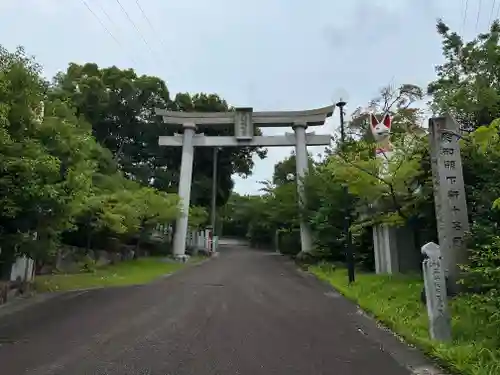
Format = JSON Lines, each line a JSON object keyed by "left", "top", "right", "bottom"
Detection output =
{"left": 277, "top": 229, "right": 301, "bottom": 256}
{"left": 138, "top": 238, "right": 170, "bottom": 257}
{"left": 78, "top": 254, "right": 97, "bottom": 273}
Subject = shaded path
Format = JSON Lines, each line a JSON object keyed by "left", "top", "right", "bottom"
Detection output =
{"left": 0, "top": 244, "right": 440, "bottom": 374}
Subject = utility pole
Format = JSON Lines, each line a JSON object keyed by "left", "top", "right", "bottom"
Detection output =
{"left": 336, "top": 98, "right": 355, "bottom": 284}
{"left": 210, "top": 147, "right": 218, "bottom": 236}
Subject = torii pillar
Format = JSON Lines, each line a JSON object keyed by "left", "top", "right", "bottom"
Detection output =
{"left": 173, "top": 122, "right": 196, "bottom": 258}
{"left": 156, "top": 106, "right": 333, "bottom": 258}
{"left": 292, "top": 122, "right": 313, "bottom": 253}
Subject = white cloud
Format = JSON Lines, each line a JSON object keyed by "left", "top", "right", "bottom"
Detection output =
{"left": 0, "top": 0, "right": 468, "bottom": 195}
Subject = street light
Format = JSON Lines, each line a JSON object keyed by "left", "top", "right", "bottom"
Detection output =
{"left": 335, "top": 94, "right": 355, "bottom": 284}
{"left": 332, "top": 88, "right": 348, "bottom": 141}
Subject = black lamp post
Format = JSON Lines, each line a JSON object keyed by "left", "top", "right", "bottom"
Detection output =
{"left": 335, "top": 99, "right": 355, "bottom": 284}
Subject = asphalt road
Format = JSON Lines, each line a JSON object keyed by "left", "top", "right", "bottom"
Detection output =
{"left": 0, "top": 243, "right": 440, "bottom": 375}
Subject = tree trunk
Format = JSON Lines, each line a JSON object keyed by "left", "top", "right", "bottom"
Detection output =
{"left": 0, "top": 247, "right": 15, "bottom": 281}
{"left": 86, "top": 220, "right": 93, "bottom": 252}
{"left": 134, "top": 236, "right": 141, "bottom": 259}
{"left": 170, "top": 222, "right": 176, "bottom": 248}
{"left": 134, "top": 222, "right": 147, "bottom": 259}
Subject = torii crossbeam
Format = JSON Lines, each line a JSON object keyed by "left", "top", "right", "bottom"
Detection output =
{"left": 156, "top": 106, "right": 334, "bottom": 258}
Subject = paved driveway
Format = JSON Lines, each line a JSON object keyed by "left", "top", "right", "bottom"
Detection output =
{"left": 0, "top": 244, "right": 441, "bottom": 374}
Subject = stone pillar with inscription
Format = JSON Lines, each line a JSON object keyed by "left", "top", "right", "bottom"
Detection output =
{"left": 172, "top": 123, "right": 196, "bottom": 258}
{"left": 428, "top": 114, "right": 470, "bottom": 293}
{"left": 293, "top": 122, "right": 313, "bottom": 254}
{"left": 421, "top": 242, "right": 452, "bottom": 341}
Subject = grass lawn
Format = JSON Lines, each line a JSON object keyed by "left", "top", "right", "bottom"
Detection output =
{"left": 35, "top": 256, "right": 205, "bottom": 293}
{"left": 310, "top": 264, "right": 500, "bottom": 375}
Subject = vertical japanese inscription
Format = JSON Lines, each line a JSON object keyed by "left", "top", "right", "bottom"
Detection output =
{"left": 234, "top": 107, "right": 254, "bottom": 140}
{"left": 430, "top": 257, "right": 446, "bottom": 313}
{"left": 421, "top": 241, "right": 452, "bottom": 341}
{"left": 428, "top": 115, "right": 469, "bottom": 290}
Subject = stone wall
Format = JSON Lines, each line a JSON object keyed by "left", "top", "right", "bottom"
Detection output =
{"left": 38, "top": 245, "right": 139, "bottom": 275}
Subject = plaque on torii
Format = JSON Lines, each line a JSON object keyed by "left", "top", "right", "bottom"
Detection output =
{"left": 234, "top": 107, "right": 253, "bottom": 140}
{"left": 155, "top": 105, "right": 334, "bottom": 259}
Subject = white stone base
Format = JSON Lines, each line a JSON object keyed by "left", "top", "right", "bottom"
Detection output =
{"left": 173, "top": 254, "right": 190, "bottom": 263}
{"left": 373, "top": 224, "right": 419, "bottom": 274}
{"left": 373, "top": 224, "right": 398, "bottom": 274}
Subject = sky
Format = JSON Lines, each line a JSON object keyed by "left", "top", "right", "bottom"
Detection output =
{"left": 0, "top": 0, "right": 494, "bottom": 194}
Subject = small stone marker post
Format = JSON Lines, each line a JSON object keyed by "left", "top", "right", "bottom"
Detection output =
{"left": 198, "top": 231, "right": 205, "bottom": 250}
{"left": 421, "top": 242, "right": 452, "bottom": 341}
{"left": 274, "top": 230, "right": 280, "bottom": 254}
{"left": 428, "top": 114, "right": 470, "bottom": 294}
{"left": 192, "top": 232, "right": 199, "bottom": 255}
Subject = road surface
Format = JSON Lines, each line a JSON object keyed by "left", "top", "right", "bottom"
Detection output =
{"left": 0, "top": 244, "right": 441, "bottom": 375}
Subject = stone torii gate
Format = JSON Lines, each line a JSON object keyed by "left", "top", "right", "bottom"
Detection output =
{"left": 155, "top": 106, "right": 334, "bottom": 258}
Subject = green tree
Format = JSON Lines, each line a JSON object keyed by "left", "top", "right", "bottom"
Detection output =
{"left": 347, "top": 83, "right": 425, "bottom": 141}
{"left": 302, "top": 161, "right": 353, "bottom": 262}
{"left": 49, "top": 64, "right": 267, "bottom": 208}
{"left": 219, "top": 193, "right": 256, "bottom": 238}
{"left": 0, "top": 47, "right": 98, "bottom": 274}
{"left": 0, "top": 46, "right": 187, "bottom": 277}
{"left": 188, "top": 205, "right": 209, "bottom": 230}
{"left": 427, "top": 19, "right": 500, "bottom": 288}
{"left": 272, "top": 151, "right": 314, "bottom": 186}
{"left": 428, "top": 20, "right": 500, "bottom": 129}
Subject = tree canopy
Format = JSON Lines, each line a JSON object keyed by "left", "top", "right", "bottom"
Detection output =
{"left": 217, "top": 21, "right": 500, "bottom": 320}
{"left": 428, "top": 19, "right": 500, "bottom": 129}
{"left": 0, "top": 45, "right": 265, "bottom": 277}
{"left": 48, "top": 63, "right": 266, "bottom": 207}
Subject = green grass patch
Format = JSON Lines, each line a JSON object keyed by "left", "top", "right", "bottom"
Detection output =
{"left": 310, "top": 264, "right": 500, "bottom": 375}
{"left": 35, "top": 256, "right": 205, "bottom": 293}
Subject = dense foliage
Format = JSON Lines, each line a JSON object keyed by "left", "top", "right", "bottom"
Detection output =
{"left": 217, "top": 25, "right": 500, "bottom": 373}
{"left": 220, "top": 20, "right": 500, "bottom": 295}
{"left": 0, "top": 45, "right": 265, "bottom": 278}
{"left": 221, "top": 84, "right": 433, "bottom": 266}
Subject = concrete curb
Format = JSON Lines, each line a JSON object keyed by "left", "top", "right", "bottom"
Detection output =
{"left": 295, "top": 267, "right": 450, "bottom": 375}
{"left": 153, "top": 255, "right": 214, "bottom": 282}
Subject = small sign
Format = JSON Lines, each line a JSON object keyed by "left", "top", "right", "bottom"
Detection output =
{"left": 421, "top": 242, "right": 452, "bottom": 341}
{"left": 234, "top": 108, "right": 254, "bottom": 140}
